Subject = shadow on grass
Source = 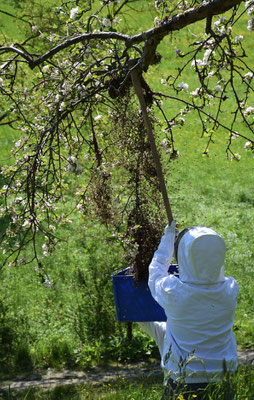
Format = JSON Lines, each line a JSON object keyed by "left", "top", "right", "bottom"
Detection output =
{"left": 0, "top": 384, "right": 83, "bottom": 400}
{"left": 0, "top": 374, "right": 163, "bottom": 400}
{"left": 1, "top": 367, "right": 254, "bottom": 400}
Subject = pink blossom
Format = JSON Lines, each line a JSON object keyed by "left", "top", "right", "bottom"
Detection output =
{"left": 190, "top": 88, "right": 200, "bottom": 96}
{"left": 244, "top": 106, "right": 254, "bottom": 116}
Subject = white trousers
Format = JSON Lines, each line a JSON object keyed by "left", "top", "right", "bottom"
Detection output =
{"left": 138, "top": 322, "right": 166, "bottom": 359}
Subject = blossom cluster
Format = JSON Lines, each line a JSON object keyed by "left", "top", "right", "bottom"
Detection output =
{"left": 245, "top": 1, "right": 254, "bottom": 30}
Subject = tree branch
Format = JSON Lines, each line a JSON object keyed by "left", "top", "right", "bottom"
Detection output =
{"left": 0, "top": 0, "right": 244, "bottom": 71}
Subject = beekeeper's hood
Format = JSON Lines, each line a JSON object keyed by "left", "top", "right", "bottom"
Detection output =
{"left": 177, "top": 226, "right": 225, "bottom": 284}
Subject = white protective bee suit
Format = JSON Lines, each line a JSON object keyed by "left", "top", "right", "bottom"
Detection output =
{"left": 139, "top": 221, "right": 239, "bottom": 384}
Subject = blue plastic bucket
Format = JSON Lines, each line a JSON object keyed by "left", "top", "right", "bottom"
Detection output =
{"left": 112, "top": 264, "right": 178, "bottom": 322}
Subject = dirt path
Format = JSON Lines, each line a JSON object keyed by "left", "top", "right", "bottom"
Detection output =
{"left": 0, "top": 362, "right": 162, "bottom": 394}
{"left": 0, "top": 350, "right": 253, "bottom": 394}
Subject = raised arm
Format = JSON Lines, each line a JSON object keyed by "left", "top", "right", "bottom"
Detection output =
{"left": 148, "top": 221, "right": 176, "bottom": 309}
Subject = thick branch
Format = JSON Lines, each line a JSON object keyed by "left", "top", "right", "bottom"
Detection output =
{"left": 29, "top": 32, "right": 130, "bottom": 69}
{"left": 131, "top": 0, "right": 243, "bottom": 45}
{"left": 133, "top": 0, "right": 243, "bottom": 68}
{"left": 0, "top": 0, "right": 243, "bottom": 71}
{"left": 0, "top": 46, "right": 33, "bottom": 64}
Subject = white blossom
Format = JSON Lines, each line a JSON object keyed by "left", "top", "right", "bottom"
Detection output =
{"left": 112, "top": 17, "right": 119, "bottom": 26}
{"left": 172, "top": 150, "right": 180, "bottom": 159}
{"left": 178, "top": 117, "right": 185, "bottom": 125}
{"left": 15, "top": 139, "right": 22, "bottom": 148}
{"left": 214, "top": 85, "right": 223, "bottom": 93}
{"left": 161, "top": 138, "right": 168, "bottom": 148}
{"left": 231, "top": 153, "right": 241, "bottom": 161}
{"left": 0, "top": 78, "right": 3, "bottom": 86}
{"left": 22, "top": 220, "right": 30, "bottom": 227}
{"left": 44, "top": 279, "right": 53, "bottom": 288}
{"left": 177, "top": 1, "right": 189, "bottom": 9}
{"left": 59, "top": 102, "right": 65, "bottom": 111}
{"left": 245, "top": 0, "right": 254, "bottom": 7}
{"left": 235, "top": 35, "right": 243, "bottom": 43}
{"left": 213, "top": 17, "right": 229, "bottom": 35}
{"left": 247, "top": 17, "right": 254, "bottom": 31}
{"left": 207, "top": 71, "right": 214, "bottom": 78}
{"left": 191, "top": 59, "right": 204, "bottom": 67}
{"left": 67, "top": 164, "right": 75, "bottom": 172}
{"left": 154, "top": 17, "right": 161, "bottom": 26}
{"left": 190, "top": 88, "right": 200, "bottom": 96}
{"left": 177, "top": 82, "right": 189, "bottom": 92}
{"left": 244, "top": 141, "right": 252, "bottom": 149}
{"left": 244, "top": 71, "right": 253, "bottom": 80}
{"left": 213, "top": 17, "right": 226, "bottom": 32}
{"left": 244, "top": 106, "right": 254, "bottom": 115}
{"left": 42, "top": 243, "right": 49, "bottom": 257}
{"left": 94, "top": 114, "right": 102, "bottom": 121}
{"left": 67, "top": 155, "right": 77, "bottom": 163}
{"left": 155, "top": 0, "right": 160, "bottom": 9}
{"left": 203, "top": 49, "right": 212, "bottom": 61}
{"left": 213, "top": 20, "right": 221, "bottom": 32}
{"left": 102, "top": 18, "right": 111, "bottom": 27}
{"left": 70, "top": 7, "right": 79, "bottom": 19}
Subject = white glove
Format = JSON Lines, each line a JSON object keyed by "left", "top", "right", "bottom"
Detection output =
{"left": 164, "top": 220, "right": 176, "bottom": 235}
{"left": 154, "top": 220, "right": 176, "bottom": 263}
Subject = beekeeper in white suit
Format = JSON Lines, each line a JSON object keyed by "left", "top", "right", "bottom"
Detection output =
{"left": 139, "top": 220, "right": 239, "bottom": 397}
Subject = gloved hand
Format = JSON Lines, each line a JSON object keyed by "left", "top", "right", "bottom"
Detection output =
{"left": 164, "top": 220, "right": 176, "bottom": 235}
{"left": 153, "top": 220, "right": 176, "bottom": 264}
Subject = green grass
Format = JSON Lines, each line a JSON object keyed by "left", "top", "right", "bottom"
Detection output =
{"left": 2, "top": 366, "right": 254, "bottom": 399}
{"left": 0, "top": 2, "right": 25, "bottom": 41}
{"left": 0, "top": 374, "right": 164, "bottom": 400}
